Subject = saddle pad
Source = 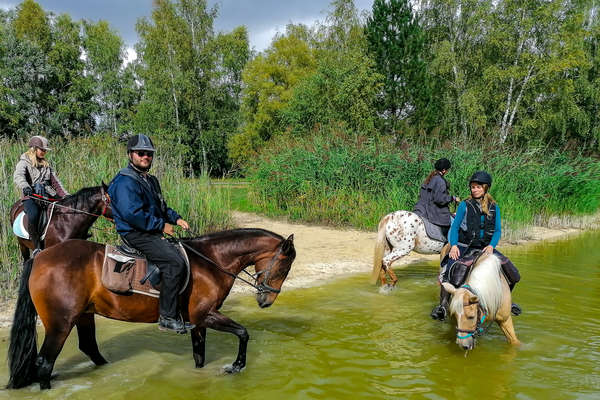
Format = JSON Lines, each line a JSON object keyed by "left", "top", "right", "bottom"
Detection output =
{"left": 12, "top": 209, "right": 52, "bottom": 241}
{"left": 421, "top": 217, "right": 447, "bottom": 242}
{"left": 101, "top": 243, "right": 190, "bottom": 298}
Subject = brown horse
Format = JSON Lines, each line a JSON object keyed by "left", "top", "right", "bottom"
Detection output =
{"left": 7, "top": 228, "right": 296, "bottom": 390}
{"left": 442, "top": 253, "right": 520, "bottom": 350}
{"left": 9, "top": 183, "right": 112, "bottom": 260}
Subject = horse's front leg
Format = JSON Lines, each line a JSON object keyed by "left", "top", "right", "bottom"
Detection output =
{"left": 497, "top": 316, "right": 521, "bottom": 346}
{"left": 191, "top": 327, "right": 207, "bottom": 368}
{"left": 205, "top": 311, "right": 249, "bottom": 373}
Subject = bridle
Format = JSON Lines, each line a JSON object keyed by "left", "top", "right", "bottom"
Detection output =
{"left": 29, "top": 187, "right": 113, "bottom": 221}
{"left": 100, "top": 186, "right": 112, "bottom": 220}
{"left": 455, "top": 284, "right": 487, "bottom": 340}
{"left": 176, "top": 237, "right": 287, "bottom": 295}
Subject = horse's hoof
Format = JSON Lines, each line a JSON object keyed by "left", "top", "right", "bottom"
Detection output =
{"left": 222, "top": 363, "right": 244, "bottom": 374}
{"left": 378, "top": 284, "right": 395, "bottom": 294}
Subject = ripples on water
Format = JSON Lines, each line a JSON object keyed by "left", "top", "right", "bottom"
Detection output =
{"left": 1, "top": 231, "right": 599, "bottom": 399}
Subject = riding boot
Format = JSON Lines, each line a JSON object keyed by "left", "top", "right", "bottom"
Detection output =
{"left": 27, "top": 221, "right": 43, "bottom": 256}
{"left": 431, "top": 286, "right": 451, "bottom": 321}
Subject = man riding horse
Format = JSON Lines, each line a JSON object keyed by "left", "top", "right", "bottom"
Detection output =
{"left": 108, "top": 133, "right": 195, "bottom": 334}
{"left": 13, "top": 135, "right": 69, "bottom": 256}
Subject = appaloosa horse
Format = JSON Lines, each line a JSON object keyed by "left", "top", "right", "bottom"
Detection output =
{"left": 442, "top": 253, "right": 520, "bottom": 350}
{"left": 7, "top": 228, "right": 295, "bottom": 390}
{"left": 9, "top": 183, "right": 112, "bottom": 260}
{"left": 372, "top": 211, "right": 446, "bottom": 289}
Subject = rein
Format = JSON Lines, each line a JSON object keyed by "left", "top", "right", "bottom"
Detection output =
{"left": 168, "top": 233, "right": 283, "bottom": 295}
{"left": 455, "top": 284, "right": 488, "bottom": 340}
{"left": 29, "top": 191, "right": 113, "bottom": 222}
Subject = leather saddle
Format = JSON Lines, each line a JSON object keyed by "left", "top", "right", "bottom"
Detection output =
{"left": 101, "top": 240, "right": 190, "bottom": 298}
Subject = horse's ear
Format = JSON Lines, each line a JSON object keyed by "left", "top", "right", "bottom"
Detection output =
{"left": 101, "top": 181, "right": 108, "bottom": 190}
{"left": 442, "top": 282, "right": 456, "bottom": 294}
{"left": 281, "top": 234, "right": 294, "bottom": 255}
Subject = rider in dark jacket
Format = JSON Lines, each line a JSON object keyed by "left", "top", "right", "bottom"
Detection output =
{"left": 108, "top": 134, "right": 195, "bottom": 334}
{"left": 430, "top": 171, "right": 522, "bottom": 321}
{"left": 413, "top": 158, "right": 459, "bottom": 239}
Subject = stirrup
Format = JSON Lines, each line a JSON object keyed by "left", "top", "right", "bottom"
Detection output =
{"left": 511, "top": 303, "right": 522, "bottom": 316}
{"left": 430, "top": 305, "right": 447, "bottom": 321}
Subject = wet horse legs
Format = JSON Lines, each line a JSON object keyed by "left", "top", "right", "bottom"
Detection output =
{"left": 75, "top": 313, "right": 108, "bottom": 366}
{"left": 191, "top": 327, "right": 207, "bottom": 368}
{"left": 36, "top": 325, "right": 74, "bottom": 389}
{"left": 205, "top": 310, "right": 249, "bottom": 373}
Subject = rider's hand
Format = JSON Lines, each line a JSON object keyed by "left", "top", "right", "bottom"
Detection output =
{"left": 176, "top": 218, "right": 190, "bottom": 231}
{"left": 483, "top": 245, "right": 494, "bottom": 255}
{"left": 449, "top": 245, "right": 460, "bottom": 260}
{"left": 23, "top": 187, "right": 32, "bottom": 197}
{"left": 163, "top": 223, "right": 175, "bottom": 236}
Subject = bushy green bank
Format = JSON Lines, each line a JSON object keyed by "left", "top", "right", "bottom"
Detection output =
{"left": 0, "top": 135, "right": 232, "bottom": 298}
{"left": 247, "top": 131, "right": 600, "bottom": 231}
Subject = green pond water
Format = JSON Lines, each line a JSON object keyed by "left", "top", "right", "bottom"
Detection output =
{"left": 0, "top": 231, "right": 599, "bottom": 399}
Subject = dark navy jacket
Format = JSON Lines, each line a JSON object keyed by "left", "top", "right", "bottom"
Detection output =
{"left": 108, "top": 165, "right": 181, "bottom": 235}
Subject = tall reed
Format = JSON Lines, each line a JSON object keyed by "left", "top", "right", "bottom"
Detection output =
{"left": 246, "top": 130, "right": 600, "bottom": 232}
{"left": 0, "top": 135, "right": 232, "bottom": 299}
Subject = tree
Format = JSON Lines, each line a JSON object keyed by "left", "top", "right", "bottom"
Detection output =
{"left": 135, "top": 0, "right": 249, "bottom": 175}
{"left": 365, "top": 0, "right": 429, "bottom": 133}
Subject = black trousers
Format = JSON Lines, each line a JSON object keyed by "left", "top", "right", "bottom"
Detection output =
{"left": 123, "top": 231, "right": 186, "bottom": 319}
{"left": 23, "top": 199, "right": 42, "bottom": 248}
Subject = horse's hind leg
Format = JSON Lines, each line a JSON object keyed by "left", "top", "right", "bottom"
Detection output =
{"left": 36, "top": 325, "right": 74, "bottom": 389}
{"left": 191, "top": 327, "right": 207, "bottom": 368}
{"left": 382, "top": 245, "right": 413, "bottom": 287}
{"left": 205, "top": 311, "right": 249, "bottom": 373}
{"left": 75, "top": 313, "right": 108, "bottom": 366}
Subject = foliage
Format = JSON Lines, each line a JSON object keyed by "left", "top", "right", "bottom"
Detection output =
{"left": 365, "top": 0, "right": 430, "bottom": 132}
{"left": 246, "top": 129, "right": 600, "bottom": 229}
{"left": 134, "top": 0, "right": 249, "bottom": 176}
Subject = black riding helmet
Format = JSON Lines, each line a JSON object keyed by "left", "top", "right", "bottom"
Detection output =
{"left": 434, "top": 158, "right": 451, "bottom": 171}
{"left": 469, "top": 171, "right": 492, "bottom": 187}
{"left": 127, "top": 134, "right": 156, "bottom": 153}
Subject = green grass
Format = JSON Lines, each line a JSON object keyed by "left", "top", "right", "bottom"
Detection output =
{"left": 244, "top": 130, "right": 600, "bottom": 231}
{"left": 0, "top": 135, "right": 233, "bottom": 299}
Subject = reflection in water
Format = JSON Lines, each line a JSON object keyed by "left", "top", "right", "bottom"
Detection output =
{"left": 0, "top": 231, "right": 599, "bottom": 399}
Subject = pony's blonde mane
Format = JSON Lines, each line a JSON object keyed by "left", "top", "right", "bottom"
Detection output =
{"left": 449, "top": 254, "right": 503, "bottom": 317}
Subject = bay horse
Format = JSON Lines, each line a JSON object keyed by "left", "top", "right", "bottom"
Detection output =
{"left": 442, "top": 253, "right": 520, "bottom": 350}
{"left": 9, "top": 183, "right": 112, "bottom": 260}
{"left": 372, "top": 211, "right": 446, "bottom": 289}
{"left": 7, "top": 229, "right": 296, "bottom": 390}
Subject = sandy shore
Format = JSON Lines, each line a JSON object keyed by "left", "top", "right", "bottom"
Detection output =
{"left": 0, "top": 211, "right": 585, "bottom": 328}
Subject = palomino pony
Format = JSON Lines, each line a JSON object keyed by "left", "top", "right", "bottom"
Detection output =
{"left": 8, "top": 229, "right": 295, "bottom": 390}
{"left": 9, "top": 183, "right": 112, "bottom": 260}
{"left": 442, "top": 253, "right": 520, "bottom": 350}
{"left": 372, "top": 211, "right": 446, "bottom": 288}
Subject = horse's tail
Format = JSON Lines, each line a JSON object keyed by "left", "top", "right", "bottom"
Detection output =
{"left": 7, "top": 258, "right": 39, "bottom": 389}
{"left": 371, "top": 215, "right": 389, "bottom": 284}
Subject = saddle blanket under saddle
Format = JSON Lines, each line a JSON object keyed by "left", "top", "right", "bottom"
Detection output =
{"left": 12, "top": 205, "right": 56, "bottom": 240}
{"left": 421, "top": 217, "right": 447, "bottom": 243}
{"left": 101, "top": 243, "right": 190, "bottom": 298}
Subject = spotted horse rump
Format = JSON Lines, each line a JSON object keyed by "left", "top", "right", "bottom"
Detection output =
{"left": 371, "top": 210, "right": 446, "bottom": 290}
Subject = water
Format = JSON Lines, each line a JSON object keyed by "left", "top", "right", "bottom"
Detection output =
{"left": 1, "top": 231, "right": 599, "bottom": 399}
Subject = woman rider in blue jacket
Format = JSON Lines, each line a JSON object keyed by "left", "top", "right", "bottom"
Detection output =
{"left": 430, "top": 171, "right": 522, "bottom": 321}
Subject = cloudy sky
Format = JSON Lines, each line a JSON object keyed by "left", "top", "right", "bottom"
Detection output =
{"left": 1, "top": 0, "right": 375, "bottom": 57}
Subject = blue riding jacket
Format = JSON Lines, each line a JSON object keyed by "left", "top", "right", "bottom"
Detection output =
{"left": 108, "top": 164, "right": 181, "bottom": 235}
